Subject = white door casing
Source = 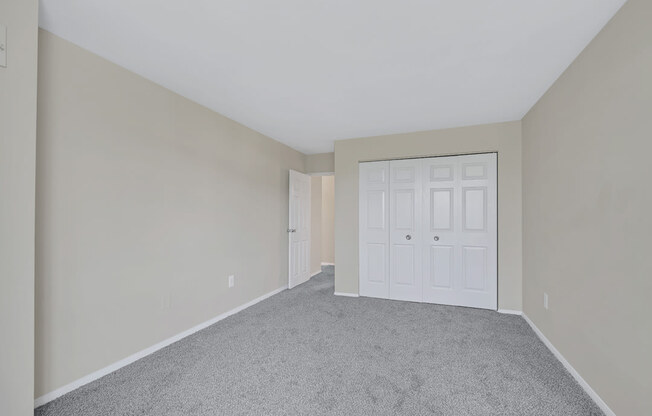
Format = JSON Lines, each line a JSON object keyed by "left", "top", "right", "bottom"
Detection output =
{"left": 359, "top": 161, "right": 390, "bottom": 298}
{"left": 358, "top": 153, "right": 497, "bottom": 310}
{"left": 289, "top": 170, "right": 311, "bottom": 289}
{"left": 389, "top": 159, "right": 423, "bottom": 302}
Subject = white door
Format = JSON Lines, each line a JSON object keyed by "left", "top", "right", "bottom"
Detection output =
{"left": 358, "top": 153, "right": 497, "bottom": 310}
{"left": 422, "top": 153, "right": 497, "bottom": 309}
{"left": 288, "top": 170, "right": 311, "bottom": 289}
{"left": 359, "top": 161, "right": 390, "bottom": 298}
{"left": 389, "top": 159, "right": 423, "bottom": 302}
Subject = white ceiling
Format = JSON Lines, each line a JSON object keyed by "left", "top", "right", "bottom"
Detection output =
{"left": 39, "top": 0, "right": 626, "bottom": 154}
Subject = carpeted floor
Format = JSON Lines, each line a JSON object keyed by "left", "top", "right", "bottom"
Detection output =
{"left": 36, "top": 266, "right": 603, "bottom": 415}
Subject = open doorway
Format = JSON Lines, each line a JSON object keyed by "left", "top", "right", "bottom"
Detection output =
{"left": 310, "top": 174, "right": 335, "bottom": 278}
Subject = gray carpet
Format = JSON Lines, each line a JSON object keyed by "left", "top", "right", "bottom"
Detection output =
{"left": 36, "top": 266, "right": 603, "bottom": 416}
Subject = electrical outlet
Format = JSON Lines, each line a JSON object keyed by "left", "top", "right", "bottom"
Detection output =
{"left": 543, "top": 293, "right": 549, "bottom": 310}
{"left": 228, "top": 275, "right": 235, "bottom": 288}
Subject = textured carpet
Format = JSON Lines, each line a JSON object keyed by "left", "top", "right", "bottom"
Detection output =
{"left": 36, "top": 266, "right": 603, "bottom": 416}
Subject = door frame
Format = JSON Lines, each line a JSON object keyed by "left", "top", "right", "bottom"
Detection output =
{"left": 358, "top": 151, "right": 499, "bottom": 309}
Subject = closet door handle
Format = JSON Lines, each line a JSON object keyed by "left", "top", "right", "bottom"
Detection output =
{"left": 434, "top": 236, "right": 439, "bottom": 241}
{"left": 405, "top": 234, "right": 412, "bottom": 240}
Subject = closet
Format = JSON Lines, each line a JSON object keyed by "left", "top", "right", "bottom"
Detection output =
{"left": 359, "top": 153, "right": 497, "bottom": 310}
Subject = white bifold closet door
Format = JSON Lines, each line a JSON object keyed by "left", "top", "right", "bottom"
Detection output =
{"left": 359, "top": 161, "right": 391, "bottom": 298}
{"left": 388, "top": 159, "right": 423, "bottom": 302}
{"left": 359, "top": 153, "right": 497, "bottom": 310}
{"left": 421, "top": 153, "right": 497, "bottom": 309}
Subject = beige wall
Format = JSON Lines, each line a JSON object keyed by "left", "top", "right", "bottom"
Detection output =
{"left": 310, "top": 176, "right": 323, "bottom": 274}
{"left": 334, "top": 122, "right": 522, "bottom": 309}
{"left": 0, "top": 1, "right": 38, "bottom": 415}
{"left": 35, "top": 30, "right": 305, "bottom": 398}
{"left": 522, "top": 1, "right": 652, "bottom": 414}
{"left": 321, "top": 176, "right": 335, "bottom": 264}
{"left": 305, "top": 152, "right": 334, "bottom": 174}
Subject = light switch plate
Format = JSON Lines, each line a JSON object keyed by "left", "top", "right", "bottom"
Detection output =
{"left": 0, "top": 23, "right": 6, "bottom": 68}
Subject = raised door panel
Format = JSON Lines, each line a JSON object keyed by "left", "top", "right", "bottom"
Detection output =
{"left": 428, "top": 245, "right": 454, "bottom": 289}
{"left": 430, "top": 188, "right": 453, "bottom": 231}
{"left": 463, "top": 187, "right": 487, "bottom": 231}
{"left": 291, "top": 242, "right": 299, "bottom": 277}
{"left": 394, "top": 189, "right": 415, "bottom": 230}
{"left": 366, "top": 243, "right": 387, "bottom": 283}
{"left": 430, "top": 164, "right": 454, "bottom": 182}
{"left": 300, "top": 241, "right": 309, "bottom": 275}
{"left": 366, "top": 166, "right": 387, "bottom": 184}
{"left": 462, "top": 246, "right": 487, "bottom": 291}
{"left": 462, "top": 163, "right": 487, "bottom": 180}
{"left": 393, "top": 166, "right": 416, "bottom": 183}
{"left": 290, "top": 192, "right": 300, "bottom": 283}
{"left": 366, "top": 190, "right": 386, "bottom": 229}
{"left": 393, "top": 244, "right": 416, "bottom": 286}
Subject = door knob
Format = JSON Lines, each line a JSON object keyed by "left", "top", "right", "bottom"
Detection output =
{"left": 434, "top": 236, "right": 439, "bottom": 241}
{"left": 405, "top": 234, "right": 412, "bottom": 240}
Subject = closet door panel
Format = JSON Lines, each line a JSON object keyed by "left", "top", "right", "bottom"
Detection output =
{"left": 389, "top": 159, "right": 422, "bottom": 302}
{"left": 422, "top": 153, "right": 497, "bottom": 310}
{"left": 359, "top": 161, "right": 390, "bottom": 298}
{"left": 456, "top": 153, "right": 497, "bottom": 310}
{"left": 422, "top": 156, "right": 460, "bottom": 305}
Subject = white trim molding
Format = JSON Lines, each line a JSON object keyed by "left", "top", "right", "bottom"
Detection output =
{"left": 321, "top": 262, "right": 335, "bottom": 266}
{"left": 34, "top": 285, "right": 288, "bottom": 408}
{"left": 311, "top": 270, "right": 322, "bottom": 278}
{"left": 333, "top": 291, "right": 359, "bottom": 298}
{"left": 522, "top": 314, "right": 615, "bottom": 416}
{"left": 497, "top": 309, "right": 522, "bottom": 315}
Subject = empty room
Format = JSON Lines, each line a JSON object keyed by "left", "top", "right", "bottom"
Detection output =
{"left": 1, "top": 0, "right": 650, "bottom": 415}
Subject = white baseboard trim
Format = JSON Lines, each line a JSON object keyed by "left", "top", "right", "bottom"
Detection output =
{"left": 321, "top": 262, "right": 335, "bottom": 266}
{"left": 497, "top": 309, "right": 522, "bottom": 315}
{"left": 34, "top": 285, "right": 288, "bottom": 408}
{"left": 333, "top": 291, "right": 359, "bottom": 298}
{"left": 311, "top": 270, "right": 322, "bottom": 277}
{"left": 521, "top": 314, "right": 615, "bottom": 416}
